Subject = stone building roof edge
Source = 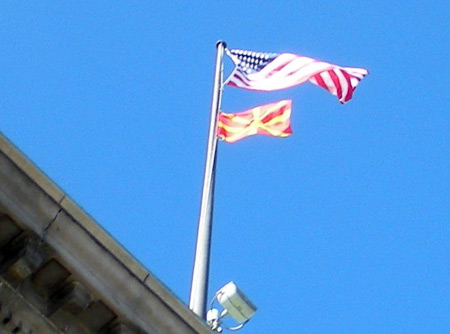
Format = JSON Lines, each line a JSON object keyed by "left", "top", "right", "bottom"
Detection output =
{"left": 0, "top": 132, "right": 212, "bottom": 334}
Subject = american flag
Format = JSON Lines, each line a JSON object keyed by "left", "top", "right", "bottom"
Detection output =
{"left": 225, "top": 48, "right": 368, "bottom": 104}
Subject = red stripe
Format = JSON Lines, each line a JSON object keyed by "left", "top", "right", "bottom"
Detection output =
{"left": 229, "top": 70, "right": 253, "bottom": 88}
{"left": 312, "top": 73, "right": 327, "bottom": 90}
{"left": 328, "top": 70, "right": 342, "bottom": 101}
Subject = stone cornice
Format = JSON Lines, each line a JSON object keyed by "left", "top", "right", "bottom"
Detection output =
{"left": 0, "top": 133, "right": 212, "bottom": 334}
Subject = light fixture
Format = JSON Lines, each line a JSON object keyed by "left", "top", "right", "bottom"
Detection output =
{"left": 206, "top": 282, "right": 257, "bottom": 332}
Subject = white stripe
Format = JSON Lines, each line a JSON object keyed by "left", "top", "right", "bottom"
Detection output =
{"left": 319, "top": 71, "right": 337, "bottom": 96}
{"left": 232, "top": 59, "right": 336, "bottom": 91}
{"left": 343, "top": 66, "right": 368, "bottom": 78}
{"left": 252, "top": 55, "right": 331, "bottom": 85}
{"left": 350, "top": 77, "right": 360, "bottom": 88}
{"left": 254, "top": 53, "right": 299, "bottom": 77}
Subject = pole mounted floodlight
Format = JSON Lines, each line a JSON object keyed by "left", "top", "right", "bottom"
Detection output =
{"left": 206, "top": 282, "right": 257, "bottom": 332}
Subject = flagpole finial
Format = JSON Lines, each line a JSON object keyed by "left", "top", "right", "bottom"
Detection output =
{"left": 216, "top": 40, "right": 227, "bottom": 48}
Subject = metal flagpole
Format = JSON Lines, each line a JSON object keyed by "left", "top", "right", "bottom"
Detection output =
{"left": 189, "top": 40, "right": 226, "bottom": 319}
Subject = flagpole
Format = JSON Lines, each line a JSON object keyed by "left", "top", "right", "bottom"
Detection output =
{"left": 189, "top": 40, "right": 226, "bottom": 319}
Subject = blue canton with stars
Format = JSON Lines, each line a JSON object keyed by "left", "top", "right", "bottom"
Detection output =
{"left": 230, "top": 49, "right": 278, "bottom": 74}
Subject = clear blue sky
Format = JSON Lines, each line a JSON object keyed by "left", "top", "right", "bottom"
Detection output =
{"left": 2, "top": 2, "right": 450, "bottom": 333}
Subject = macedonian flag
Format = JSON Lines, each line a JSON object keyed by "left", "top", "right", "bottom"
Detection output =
{"left": 217, "top": 99, "right": 293, "bottom": 143}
